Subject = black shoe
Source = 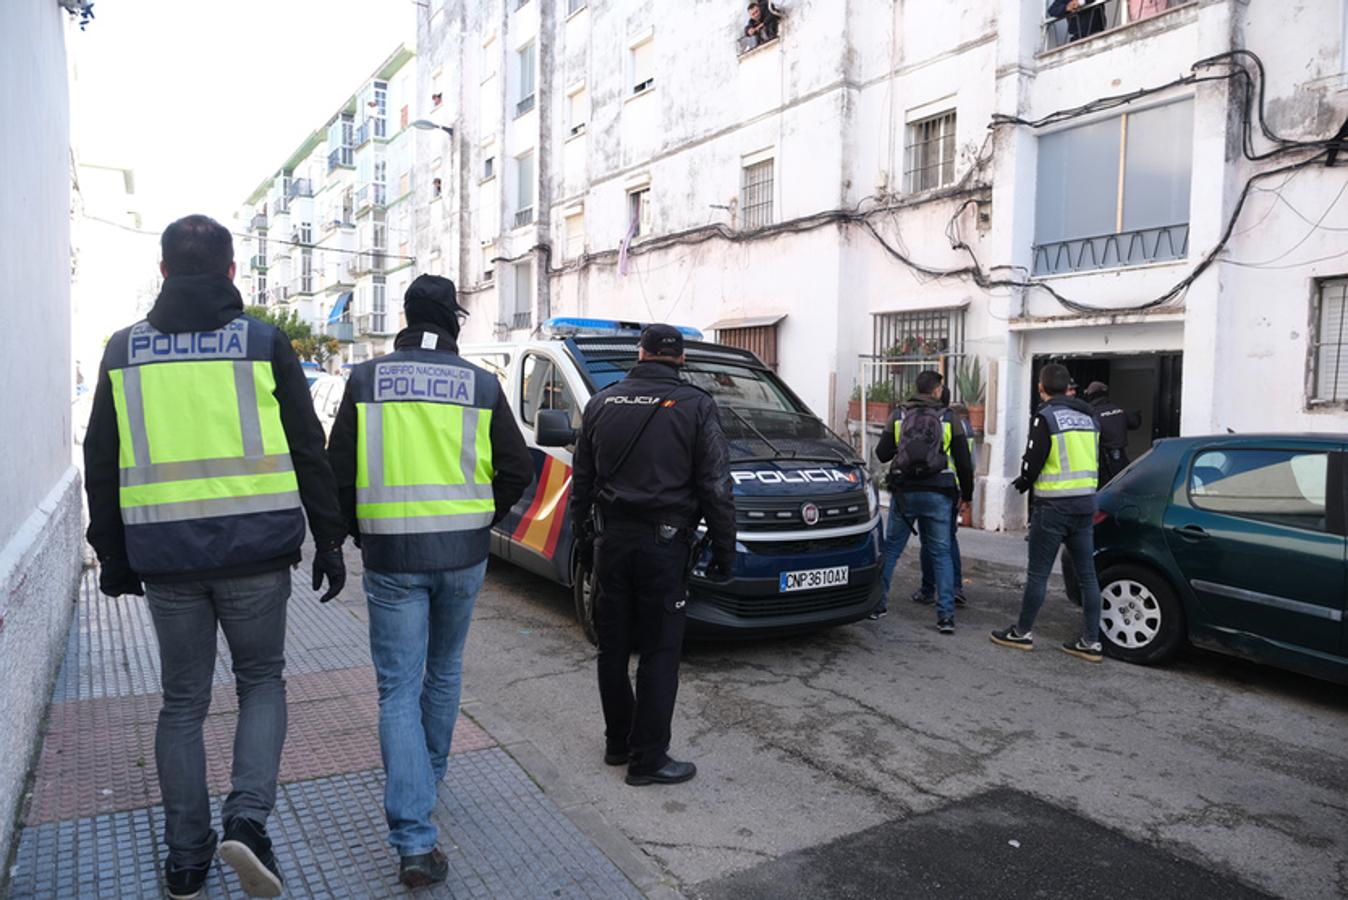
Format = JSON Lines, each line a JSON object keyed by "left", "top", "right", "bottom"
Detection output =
{"left": 1061, "top": 639, "right": 1104, "bottom": 663}
{"left": 909, "top": 590, "right": 935, "bottom": 606}
{"left": 604, "top": 749, "right": 629, "bottom": 766}
{"left": 219, "top": 818, "right": 283, "bottom": 898}
{"left": 990, "top": 626, "right": 1034, "bottom": 650}
{"left": 400, "top": 847, "right": 450, "bottom": 889}
{"left": 626, "top": 759, "right": 697, "bottom": 786}
{"left": 954, "top": 593, "right": 968, "bottom": 607}
{"left": 867, "top": 608, "right": 888, "bottom": 620}
{"left": 937, "top": 619, "right": 955, "bottom": 634}
{"left": 165, "top": 858, "right": 212, "bottom": 900}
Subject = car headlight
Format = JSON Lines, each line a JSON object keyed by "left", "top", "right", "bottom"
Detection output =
{"left": 866, "top": 480, "right": 878, "bottom": 518}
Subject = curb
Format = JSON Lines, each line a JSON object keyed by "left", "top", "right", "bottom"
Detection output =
{"left": 460, "top": 700, "right": 685, "bottom": 900}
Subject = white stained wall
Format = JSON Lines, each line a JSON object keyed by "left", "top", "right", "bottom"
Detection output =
{"left": 0, "top": 0, "right": 85, "bottom": 864}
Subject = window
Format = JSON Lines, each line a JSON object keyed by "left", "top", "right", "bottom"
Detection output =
{"left": 299, "top": 222, "right": 312, "bottom": 244}
{"left": 741, "top": 158, "right": 774, "bottom": 229}
{"left": 483, "top": 244, "right": 496, "bottom": 282}
{"left": 373, "top": 80, "right": 388, "bottom": 138}
{"left": 717, "top": 322, "right": 781, "bottom": 370}
{"left": 254, "top": 273, "right": 267, "bottom": 305}
{"left": 432, "top": 177, "right": 443, "bottom": 199}
{"left": 564, "top": 211, "right": 585, "bottom": 260}
{"left": 512, "top": 260, "right": 533, "bottom": 329}
{"left": 300, "top": 249, "right": 314, "bottom": 294}
{"left": 567, "top": 86, "right": 588, "bottom": 137}
{"left": 372, "top": 275, "right": 386, "bottom": 334}
{"left": 630, "top": 37, "right": 655, "bottom": 95}
{"left": 1034, "top": 99, "right": 1192, "bottom": 275}
{"left": 1312, "top": 278, "right": 1348, "bottom": 403}
{"left": 627, "top": 187, "right": 651, "bottom": 237}
{"left": 515, "top": 152, "right": 535, "bottom": 227}
{"left": 516, "top": 42, "right": 536, "bottom": 115}
{"left": 520, "top": 354, "right": 580, "bottom": 428}
{"left": 483, "top": 154, "right": 495, "bottom": 180}
{"left": 905, "top": 110, "right": 957, "bottom": 193}
{"left": 568, "top": 0, "right": 586, "bottom": 13}
{"left": 871, "top": 306, "right": 966, "bottom": 400}
{"left": 1189, "top": 450, "right": 1329, "bottom": 533}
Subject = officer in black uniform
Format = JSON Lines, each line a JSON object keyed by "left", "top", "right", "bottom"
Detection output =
{"left": 1083, "top": 381, "right": 1142, "bottom": 485}
{"left": 570, "top": 324, "right": 736, "bottom": 787}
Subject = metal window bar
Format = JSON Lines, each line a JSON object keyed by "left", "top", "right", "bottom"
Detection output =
{"left": 515, "top": 93, "right": 536, "bottom": 116}
{"left": 1313, "top": 279, "right": 1348, "bottom": 402}
{"left": 905, "top": 112, "right": 956, "bottom": 193}
{"left": 741, "top": 160, "right": 774, "bottom": 229}
{"left": 1041, "top": 0, "right": 1194, "bottom": 52}
{"left": 514, "top": 207, "right": 534, "bottom": 228}
{"left": 512, "top": 311, "right": 532, "bottom": 329}
{"left": 869, "top": 308, "right": 965, "bottom": 404}
{"left": 1031, "top": 223, "right": 1189, "bottom": 275}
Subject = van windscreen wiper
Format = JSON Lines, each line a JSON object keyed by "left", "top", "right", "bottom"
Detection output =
{"left": 723, "top": 406, "right": 792, "bottom": 460}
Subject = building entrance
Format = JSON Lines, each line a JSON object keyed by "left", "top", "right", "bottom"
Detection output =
{"left": 1030, "top": 353, "right": 1182, "bottom": 462}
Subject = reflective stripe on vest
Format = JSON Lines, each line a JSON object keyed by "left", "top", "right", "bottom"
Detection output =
{"left": 895, "top": 417, "right": 957, "bottom": 473}
{"left": 1034, "top": 410, "right": 1099, "bottom": 498}
{"left": 355, "top": 400, "right": 495, "bottom": 534}
{"left": 110, "top": 359, "right": 301, "bottom": 525}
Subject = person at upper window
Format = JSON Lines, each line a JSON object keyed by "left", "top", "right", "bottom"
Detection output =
{"left": 1048, "top": 0, "right": 1107, "bottom": 42}
{"left": 744, "top": 1, "right": 779, "bottom": 48}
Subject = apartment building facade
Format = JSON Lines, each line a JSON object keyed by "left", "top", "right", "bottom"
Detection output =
{"left": 238, "top": 46, "right": 419, "bottom": 366}
{"left": 418, "top": 0, "right": 1348, "bottom": 531}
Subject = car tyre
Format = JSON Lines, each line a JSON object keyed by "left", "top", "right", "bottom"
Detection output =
{"left": 572, "top": 562, "right": 599, "bottom": 646}
{"left": 1096, "top": 564, "right": 1185, "bottom": 665}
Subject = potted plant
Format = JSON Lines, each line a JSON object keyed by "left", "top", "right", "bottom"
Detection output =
{"left": 956, "top": 358, "right": 986, "bottom": 431}
{"left": 864, "top": 380, "right": 898, "bottom": 423}
{"left": 847, "top": 384, "right": 863, "bottom": 421}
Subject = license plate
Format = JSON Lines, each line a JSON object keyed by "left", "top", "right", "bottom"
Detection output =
{"left": 779, "top": 566, "right": 849, "bottom": 593}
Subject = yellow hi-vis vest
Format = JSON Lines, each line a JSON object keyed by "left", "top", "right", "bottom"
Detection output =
{"left": 354, "top": 356, "right": 496, "bottom": 536}
{"left": 1034, "top": 403, "right": 1100, "bottom": 498}
{"left": 895, "top": 410, "right": 957, "bottom": 473}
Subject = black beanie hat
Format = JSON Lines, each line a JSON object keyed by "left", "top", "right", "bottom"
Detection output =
{"left": 404, "top": 274, "right": 462, "bottom": 335}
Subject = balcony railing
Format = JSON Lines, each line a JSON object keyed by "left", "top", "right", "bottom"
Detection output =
{"left": 325, "top": 321, "right": 354, "bottom": 343}
{"left": 250, "top": 254, "right": 267, "bottom": 270}
{"left": 268, "top": 285, "right": 291, "bottom": 305}
{"left": 514, "top": 207, "right": 534, "bottom": 228}
{"left": 274, "top": 196, "right": 290, "bottom": 215}
{"left": 515, "top": 94, "right": 536, "bottom": 117}
{"left": 511, "top": 311, "right": 532, "bottom": 330}
{"left": 1041, "top": 0, "right": 1193, "bottom": 52}
{"left": 355, "top": 184, "right": 387, "bottom": 212}
{"left": 1032, "top": 223, "right": 1189, "bottom": 276}
{"left": 287, "top": 178, "right": 313, "bottom": 199}
{"left": 327, "top": 147, "right": 354, "bottom": 171}
{"left": 250, "top": 213, "right": 268, "bottom": 231}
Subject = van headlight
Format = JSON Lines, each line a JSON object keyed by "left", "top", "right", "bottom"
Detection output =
{"left": 866, "top": 481, "right": 878, "bottom": 519}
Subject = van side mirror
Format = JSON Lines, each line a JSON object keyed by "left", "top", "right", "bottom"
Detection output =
{"left": 535, "top": 409, "right": 577, "bottom": 447}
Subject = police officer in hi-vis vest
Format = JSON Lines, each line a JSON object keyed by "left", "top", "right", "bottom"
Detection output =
{"left": 83, "top": 215, "right": 348, "bottom": 899}
{"left": 991, "top": 362, "right": 1105, "bottom": 663}
{"left": 327, "top": 274, "right": 532, "bottom": 888}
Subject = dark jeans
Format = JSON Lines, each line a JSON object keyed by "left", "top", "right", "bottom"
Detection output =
{"left": 879, "top": 491, "right": 955, "bottom": 620}
{"left": 919, "top": 495, "right": 963, "bottom": 600}
{"left": 145, "top": 569, "right": 290, "bottom": 867}
{"left": 1017, "top": 502, "right": 1102, "bottom": 643}
{"left": 594, "top": 523, "right": 689, "bottom": 773}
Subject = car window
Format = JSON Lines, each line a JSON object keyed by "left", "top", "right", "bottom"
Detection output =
{"left": 463, "top": 352, "right": 511, "bottom": 393}
{"left": 312, "top": 380, "right": 332, "bottom": 410}
{"left": 520, "top": 354, "right": 580, "bottom": 428}
{"left": 1189, "top": 449, "right": 1329, "bottom": 532}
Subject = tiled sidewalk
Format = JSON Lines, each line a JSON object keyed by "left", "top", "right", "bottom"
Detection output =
{"left": 8, "top": 566, "right": 644, "bottom": 899}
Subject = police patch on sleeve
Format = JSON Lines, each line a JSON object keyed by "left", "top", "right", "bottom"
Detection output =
{"left": 128, "top": 318, "right": 249, "bottom": 364}
{"left": 374, "top": 361, "right": 476, "bottom": 404}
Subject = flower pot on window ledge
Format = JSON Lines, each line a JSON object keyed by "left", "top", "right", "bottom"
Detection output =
{"left": 847, "top": 398, "right": 862, "bottom": 421}
{"left": 966, "top": 402, "right": 986, "bottom": 432}
{"left": 865, "top": 401, "right": 893, "bottom": 424}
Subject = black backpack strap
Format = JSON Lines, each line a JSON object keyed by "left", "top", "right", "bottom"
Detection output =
{"left": 598, "top": 385, "right": 696, "bottom": 498}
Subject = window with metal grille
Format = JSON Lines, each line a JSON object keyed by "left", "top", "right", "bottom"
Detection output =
{"left": 1312, "top": 278, "right": 1348, "bottom": 403}
{"left": 741, "top": 159, "right": 774, "bottom": 229}
{"left": 905, "top": 110, "right": 957, "bottom": 193}
{"left": 871, "top": 307, "right": 966, "bottom": 401}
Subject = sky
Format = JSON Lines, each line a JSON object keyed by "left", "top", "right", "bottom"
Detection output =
{"left": 71, "top": 0, "right": 415, "bottom": 231}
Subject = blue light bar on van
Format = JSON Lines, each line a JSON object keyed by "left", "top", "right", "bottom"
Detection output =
{"left": 542, "top": 317, "right": 704, "bottom": 341}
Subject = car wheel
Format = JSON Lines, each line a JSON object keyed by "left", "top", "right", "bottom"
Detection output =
{"left": 572, "top": 562, "right": 598, "bottom": 646}
{"left": 1096, "top": 564, "right": 1185, "bottom": 665}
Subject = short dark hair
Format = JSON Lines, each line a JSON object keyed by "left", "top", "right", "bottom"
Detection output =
{"left": 916, "top": 370, "right": 944, "bottom": 396}
{"left": 1039, "top": 363, "right": 1071, "bottom": 396}
{"left": 161, "top": 214, "right": 234, "bottom": 276}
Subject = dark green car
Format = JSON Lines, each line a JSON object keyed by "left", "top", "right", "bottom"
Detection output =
{"left": 1063, "top": 434, "right": 1347, "bottom": 685}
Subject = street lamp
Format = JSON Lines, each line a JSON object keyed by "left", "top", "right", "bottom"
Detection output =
{"left": 411, "top": 119, "right": 454, "bottom": 137}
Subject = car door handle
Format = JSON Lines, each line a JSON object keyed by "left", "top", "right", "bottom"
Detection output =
{"left": 1172, "top": 524, "right": 1209, "bottom": 541}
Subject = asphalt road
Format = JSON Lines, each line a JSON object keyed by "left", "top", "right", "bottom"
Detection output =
{"left": 458, "top": 554, "right": 1348, "bottom": 899}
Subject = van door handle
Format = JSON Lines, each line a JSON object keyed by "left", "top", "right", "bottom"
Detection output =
{"left": 1172, "top": 524, "right": 1209, "bottom": 541}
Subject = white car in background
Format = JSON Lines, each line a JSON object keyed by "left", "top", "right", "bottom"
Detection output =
{"left": 310, "top": 374, "right": 347, "bottom": 438}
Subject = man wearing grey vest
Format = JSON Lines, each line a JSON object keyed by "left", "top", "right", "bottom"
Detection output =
{"left": 327, "top": 276, "right": 532, "bottom": 887}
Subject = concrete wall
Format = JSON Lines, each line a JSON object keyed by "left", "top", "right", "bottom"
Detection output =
{"left": 0, "top": 0, "right": 83, "bottom": 864}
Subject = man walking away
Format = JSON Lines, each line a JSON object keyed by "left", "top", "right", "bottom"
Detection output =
{"left": 873, "top": 370, "right": 974, "bottom": 633}
{"left": 83, "top": 215, "right": 347, "bottom": 899}
{"left": 1083, "top": 381, "right": 1141, "bottom": 486}
{"left": 992, "top": 363, "right": 1104, "bottom": 662}
{"left": 327, "top": 275, "right": 532, "bottom": 888}
{"left": 912, "top": 389, "right": 973, "bottom": 609}
{"left": 570, "top": 324, "right": 737, "bottom": 787}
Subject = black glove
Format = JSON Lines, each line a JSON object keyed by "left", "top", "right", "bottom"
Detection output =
{"left": 574, "top": 519, "right": 596, "bottom": 571}
{"left": 312, "top": 547, "right": 346, "bottom": 603}
{"left": 1012, "top": 476, "right": 1031, "bottom": 495}
{"left": 707, "top": 558, "right": 734, "bottom": 583}
{"left": 98, "top": 559, "right": 144, "bottom": 598}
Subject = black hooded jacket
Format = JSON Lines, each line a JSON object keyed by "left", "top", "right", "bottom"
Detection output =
{"left": 83, "top": 274, "right": 346, "bottom": 582}
{"left": 1015, "top": 394, "right": 1099, "bottom": 514}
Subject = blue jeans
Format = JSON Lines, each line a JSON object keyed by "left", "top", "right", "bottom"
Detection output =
{"left": 364, "top": 560, "right": 486, "bottom": 856}
{"left": 919, "top": 496, "right": 963, "bottom": 599}
{"left": 1017, "top": 503, "right": 1102, "bottom": 644}
{"left": 144, "top": 569, "right": 290, "bottom": 867}
{"left": 879, "top": 491, "right": 956, "bottom": 621}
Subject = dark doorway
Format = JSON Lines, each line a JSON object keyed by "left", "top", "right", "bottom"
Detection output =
{"left": 1030, "top": 353, "right": 1183, "bottom": 461}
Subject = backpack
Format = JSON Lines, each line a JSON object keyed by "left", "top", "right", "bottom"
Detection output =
{"left": 893, "top": 405, "right": 947, "bottom": 480}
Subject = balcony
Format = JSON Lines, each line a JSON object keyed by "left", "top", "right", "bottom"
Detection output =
{"left": 287, "top": 178, "right": 313, "bottom": 199}
{"left": 250, "top": 213, "right": 268, "bottom": 231}
{"left": 354, "top": 184, "right": 387, "bottom": 213}
{"left": 268, "top": 285, "right": 292, "bottom": 305}
{"left": 1032, "top": 223, "right": 1189, "bottom": 276}
{"left": 325, "top": 320, "right": 354, "bottom": 343}
{"left": 327, "top": 147, "right": 354, "bottom": 171}
{"left": 350, "top": 251, "right": 386, "bottom": 276}
{"left": 1041, "top": 0, "right": 1194, "bottom": 52}
{"left": 249, "top": 254, "right": 267, "bottom": 271}
{"left": 513, "top": 207, "right": 534, "bottom": 228}
{"left": 356, "top": 313, "right": 388, "bottom": 336}
{"left": 274, "top": 196, "right": 290, "bottom": 215}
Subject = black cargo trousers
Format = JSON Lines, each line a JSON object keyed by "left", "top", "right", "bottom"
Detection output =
{"left": 593, "top": 520, "right": 690, "bottom": 774}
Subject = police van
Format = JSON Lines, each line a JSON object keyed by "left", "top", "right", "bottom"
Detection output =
{"left": 462, "top": 318, "right": 884, "bottom": 641}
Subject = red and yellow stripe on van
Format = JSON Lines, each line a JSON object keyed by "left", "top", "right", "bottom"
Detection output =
{"left": 512, "top": 454, "right": 572, "bottom": 559}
